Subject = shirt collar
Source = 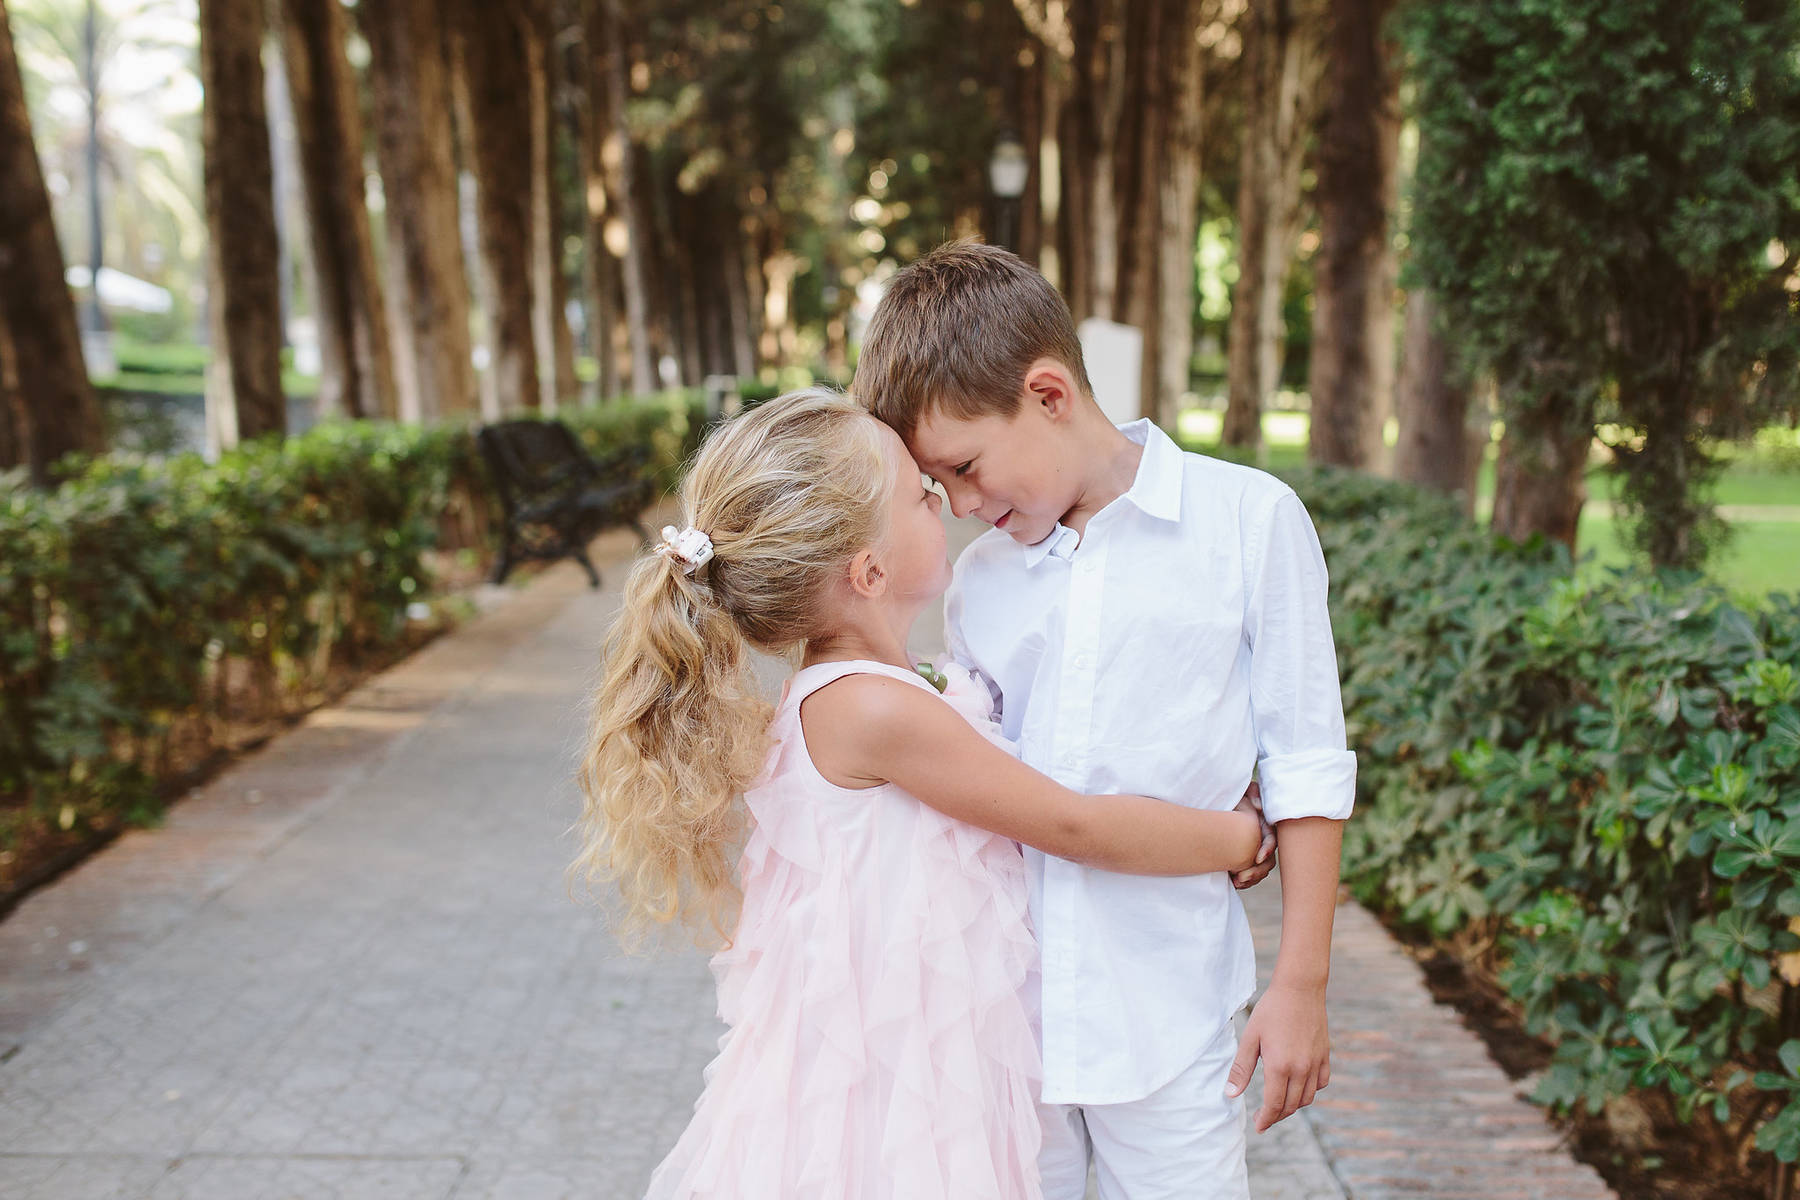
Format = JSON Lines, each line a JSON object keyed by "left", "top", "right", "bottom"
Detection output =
{"left": 1017, "top": 420, "right": 1184, "bottom": 569}
{"left": 1022, "top": 522, "right": 1081, "bottom": 567}
{"left": 1116, "top": 419, "right": 1186, "bottom": 524}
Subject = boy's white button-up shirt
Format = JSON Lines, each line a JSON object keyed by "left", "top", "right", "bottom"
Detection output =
{"left": 944, "top": 419, "right": 1356, "bottom": 1106}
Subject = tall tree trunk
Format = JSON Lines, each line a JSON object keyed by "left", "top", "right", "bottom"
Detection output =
{"left": 726, "top": 220, "right": 756, "bottom": 379}
{"left": 583, "top": 238, "right": 619, "bottom": 400}
{"left": 631, "top": 142, "right": 671, "bottom": 381}
{"left": 1016, "top": 0, "right": 1072, "bottom": 289}
{"left": 1222, "top": 0, "right": 1317, "bottom": 450}
{"left": 264, "top": 41, "right": 304, "bottom": 367}
{"left": 1307, "top": 0, "right": 1398, "bottom": 470}
{"left": 529, "top": 7, "right": 576, "bottom": 410}
{"left": 200, "top": 0, "right": 285, "bottom": 448}
{"left": 576, "top": 134, "right": 619, "bottom": 404}
{"left": 593, "top": 0, "right": 654, "bottom": 394}
{"left": 279, "top": 0, "right": 396, "bottom": 421}
{"left": 697, "top": 194, "right": 732, "bottom": 378}
{"left": 446, "top": 48, "right": 501, "bottom": 418}
{"left": 0, "top": 0, "right": 104, "bottom": 482}
{"left": 533, "top": 10, "right": 568, "bottom": 409}
{"left": 669, "top": 186, "right": 704, "bottom": 386}
{"left": 1394, "top": 288, "right": 1484, "bottom": 512}
{"left": 1057, "top": 70, "right": 1090, "bottom": 320}
{"left": 546, "top": 225, "right": 577, "bottom": 407}
{"left": 1017, "top": 37, "right": 1043, "bottom": 266}
{"left": 1038, "top": 24, "right": 1068, "bottom": 292}
{"left": 650, "top": 171, "right": 678, "bottom": 383}
{"left": 816, "top": 83, "right": 855, "bottom": 381}
{"left": 454, "top": 0, "right": 541, "bottom": 414}
{"left": 762, "top": 243, "right": 798, "bottom": 368}
{"left": 1080, "top": 0, "right": 1128, "bottom": 322}
{"left": 1124, "top": 0, "right": 1165, "bottom": 419}
{"left": 361, "top": 0, "right": 475, "bottom": 421}
{"left": 0, "top": 315, "right": 22, "bottom": 471}
{"left": 1155, "top": 0, "right": 1205, "bottom": 432}
{"left": 1491, "top": 396, "right": 1588, "bottom": 551}
{"left": 567, "top": 0, "right": 618, "bottom": 401}
{"left": 1117, "top": 0, "right": 1158, "bottom": 327}
{"left": 743, "top": 215, "right": 772, "bottom": 366}
{"left": 554, "top": 27, "right": 584, "bottom": 404}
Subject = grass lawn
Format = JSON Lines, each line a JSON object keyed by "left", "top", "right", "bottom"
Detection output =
{"left": 1587, "top": 436, "right": 1800, "bottom": 509}
{"left": 1175, "top": 409, "right": 1800, "bottom": 603}
{"left": 1578, "top": 512, "right": 1800, "bottom": 600}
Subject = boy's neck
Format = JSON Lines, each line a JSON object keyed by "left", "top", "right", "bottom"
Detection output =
{"left": 1058, "top": 415, "right": 1144, "bottom": 538}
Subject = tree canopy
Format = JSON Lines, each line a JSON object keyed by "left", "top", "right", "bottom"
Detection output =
{"left": 1403, "top": 0, "right": 1800, "bottom": 567}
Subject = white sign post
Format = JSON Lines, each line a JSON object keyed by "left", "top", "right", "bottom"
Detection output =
{"left": 1077, "top": 318, "right": 1142, "bottom": 426}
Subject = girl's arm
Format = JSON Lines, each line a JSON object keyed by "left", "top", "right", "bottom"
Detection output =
{"left": 801, "top": 675, "right": 1260, "bottom": 876}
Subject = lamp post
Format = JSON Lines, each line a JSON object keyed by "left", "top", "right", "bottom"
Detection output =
{"left": 78, "top": 0, "right": 114, "bottom": 376}
{"left": 987, "top": 130, "right": 1029, "bottom": 252}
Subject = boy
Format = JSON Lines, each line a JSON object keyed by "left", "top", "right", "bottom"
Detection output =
{"left": 853, "top": 241, "right": 1354, "bottom": 1199}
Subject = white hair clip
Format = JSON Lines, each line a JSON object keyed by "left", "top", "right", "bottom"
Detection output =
{"left": 657, "top": 525, "right": 715, "bottom": 574}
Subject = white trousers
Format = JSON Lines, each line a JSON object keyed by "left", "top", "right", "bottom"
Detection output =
{"left": 1037, "top": 1017, "right": 1249, "bottom": 1200}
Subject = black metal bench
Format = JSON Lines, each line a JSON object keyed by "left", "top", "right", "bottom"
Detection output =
{"left": 477, "top": 419, "right": 656, "bottom": 588}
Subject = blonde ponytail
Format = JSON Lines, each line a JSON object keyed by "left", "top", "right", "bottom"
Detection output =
{"left": 572, "top": 388, "right": 895, "bottom": 948}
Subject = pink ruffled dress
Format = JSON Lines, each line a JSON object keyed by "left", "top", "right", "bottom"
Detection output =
{"left": 644, "top": 659, "right": 1043, "bottom": 1200}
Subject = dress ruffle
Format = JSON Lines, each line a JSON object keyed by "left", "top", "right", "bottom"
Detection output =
{"left": 644, "top": 661, "right": 1042, "bottom": 1200}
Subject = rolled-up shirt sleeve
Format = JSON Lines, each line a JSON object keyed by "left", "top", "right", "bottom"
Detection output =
{"left": 1245, "top": 489, "right": 1357, "bottom": 824}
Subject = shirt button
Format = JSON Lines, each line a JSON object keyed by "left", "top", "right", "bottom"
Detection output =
{"left": 1073, "top": 654, "right": 1093, "bottom": 670}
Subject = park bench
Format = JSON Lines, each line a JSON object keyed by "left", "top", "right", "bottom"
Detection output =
{"left": 477, "top": 419, "right": 657, "bottom": 589}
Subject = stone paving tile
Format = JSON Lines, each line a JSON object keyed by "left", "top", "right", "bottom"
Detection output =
{"left": 1243, "top": 1107, "right": 1346, "bottom": 1200}
{"left": 0, "top": 1155, "right": 172, "bottom": 1200}
{"left": 146, "top": 1155, "right": 467, "bottom": 1199}
{"left": 446, "top": 1156, "right": 657, "bottom": 1200}
{"left": 1244, "top": 890, "right": 1615, "bottom": 1200}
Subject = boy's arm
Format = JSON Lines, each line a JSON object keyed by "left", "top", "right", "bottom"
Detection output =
{"left": 1224, "top": 489, "right": 1356, "bottom": 1131}
{"left": 1229, "top": 818, "right": 1343, "bottom": 1130}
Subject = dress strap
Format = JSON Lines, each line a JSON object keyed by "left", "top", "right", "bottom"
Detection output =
{"left": 782, "top": 658, "right": 939, "bottom": 712}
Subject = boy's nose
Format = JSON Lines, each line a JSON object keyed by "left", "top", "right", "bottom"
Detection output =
{"left": 946, "top": 485, "right": 980, "bottom": 520}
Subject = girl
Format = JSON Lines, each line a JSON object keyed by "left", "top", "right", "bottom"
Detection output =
{"left": 572, "top": 389, "right": 1266, "bottom": 1200}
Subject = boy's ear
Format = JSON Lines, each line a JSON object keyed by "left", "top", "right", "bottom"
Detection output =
{"left": 846, "top": 548, "right": 888, "bottom": 601}
{"left": 1021, "top": 357, "right": 1081, "bottom": 424}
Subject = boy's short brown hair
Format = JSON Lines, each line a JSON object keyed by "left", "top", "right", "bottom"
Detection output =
{"left": 853, "top": 240, "right": 1093, "bottom": 441}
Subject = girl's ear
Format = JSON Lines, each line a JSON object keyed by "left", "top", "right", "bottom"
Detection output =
{"left": 846, "top": 547, "right": 888, "bottom": 601}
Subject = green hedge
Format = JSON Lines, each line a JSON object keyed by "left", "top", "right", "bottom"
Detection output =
{"left": 99, "top": 341, "right": 317, "bottom": 398}
{"left": 112, "top": 340, "right": 211, "bottom": 378}
{"left": 1287, "top": 468, "right": 1800, "bottom": 1161}
{"left": 0, "top": 393, "right": 704, "bottom": 870}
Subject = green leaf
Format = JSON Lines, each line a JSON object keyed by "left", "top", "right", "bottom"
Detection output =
{"left": 1713, "top": 845, "right": 1755, "bottom": 878}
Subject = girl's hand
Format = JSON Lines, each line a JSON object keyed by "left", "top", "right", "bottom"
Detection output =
{"left": 1231, "top": 781, "right": 1277, "bottom": 888}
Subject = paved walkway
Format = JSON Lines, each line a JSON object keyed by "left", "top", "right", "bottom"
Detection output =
{"left": 0, "top": 514, "right": 1615, "bottom": 1199}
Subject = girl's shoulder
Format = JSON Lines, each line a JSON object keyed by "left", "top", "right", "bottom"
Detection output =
{"left": 791, "top": 662, "right": 955, "bottom": 792}
{"left": 784, "top": 658, "right": 940, "bottom": 712}
{"left": 800, "top": 669, "right": 937, "bottom": 723}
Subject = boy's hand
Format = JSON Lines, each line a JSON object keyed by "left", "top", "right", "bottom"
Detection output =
{"left": 1230, "top": 782, "right": 1277, "bottom": 889}
{"left": 1225, "top": 981, "right": 1330, "bottom": 1132}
